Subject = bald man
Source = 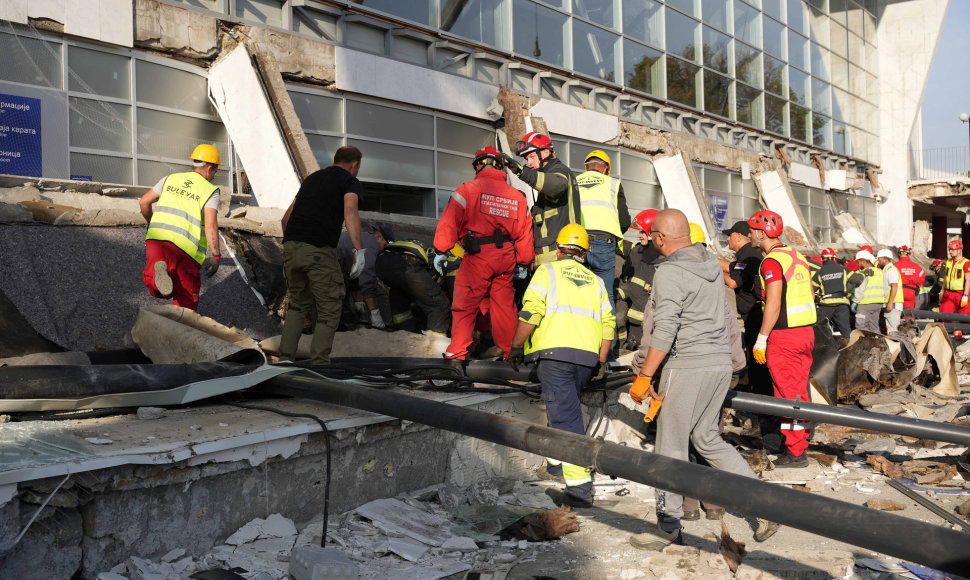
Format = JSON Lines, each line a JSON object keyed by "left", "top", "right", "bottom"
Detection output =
{"left": 628, "top": 209, "right": 772, "bottom": 550}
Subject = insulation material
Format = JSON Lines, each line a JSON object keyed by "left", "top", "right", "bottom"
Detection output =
{"left": 528, "top": 99, "right": 620, "bottom": 144}
{"left": 827, "top": 169, "right": 848, "bottom": 191}
{"left": 791, "top": 162, "right": 824, "bottom": 189}
{"left": 208, "top": 44, "right": 302, "bottom": 209}
{"left": 131, "top": 305, "right": 262, "bottom": 364}
{"left": 754, "top": 170, "right": 814, "bottom": 246}
{"left": 833, "top": 211, "right": 876, "bottom": 246}
{"left": 652, "top": 153, "right": 711, "bottom": 242}
{"left": 259, "top": 328, "right": 451, "bottom": 360}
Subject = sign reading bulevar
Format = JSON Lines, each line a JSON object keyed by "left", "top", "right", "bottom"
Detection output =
{"left": 0, "top": 94, "right": 42, "bottom": 178}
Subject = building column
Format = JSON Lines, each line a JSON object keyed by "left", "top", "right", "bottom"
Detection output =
{"left": 932, "top": 215, "right": 948, "bottom": 258}
{"left": 963, "top": 223, "right": 970, "bottom": 260}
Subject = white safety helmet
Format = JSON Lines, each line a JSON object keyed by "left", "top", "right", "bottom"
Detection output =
{"left": 876, "top": 249, "right": 894, "bottom": 260}
{"left": 855, "top": 250, "right": 876, "bottom": 263}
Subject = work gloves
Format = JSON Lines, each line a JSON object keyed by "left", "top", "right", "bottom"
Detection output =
{"left": 502, "top": 153, "right": 524, "bottom": 176}
{"left": 753, "top": 333, "right": 769, "bottom": 365}
{"left": 202, "top": 255, "right": 221, "bottom": 277}
{"left": 354, "top": 301, "right": 368, "bottom": 321}
{"left": 433, "top": 253, "right": 448, "bottom": 277}
{"left": 851, "top": 302, "right": 858, "bottom": 313}
{"left": 592, "top": 362, "right": 608, "bottom": 382}
{"left": 962, "top": 295, "right": 969, "bottom": 309}
{"left": 350, "top": 248, "right": 366, "bottom": 280}
{"left": 370, "top": 308, "right": 386, "bottom": 329}
{"left": 507, "top": 343, "right": 525, "bottom": 372}
{"left": 514, "top": 265, "right": 529, "bottom": 280}
{"left": 629, "top": 375, "right": 652, "bottom": 404}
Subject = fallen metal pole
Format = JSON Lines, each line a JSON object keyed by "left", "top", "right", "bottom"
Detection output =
{"left": 904, "top": 309, "right": 970, "bottom": 323}
{"left": 725, "top": 391, "right": 970, "bottom": 446}
{"left": 261, "top": 374, "right": 970, "bottom": 575}
{"left": 886, "top": 479, "right": 970, "bottom": 533}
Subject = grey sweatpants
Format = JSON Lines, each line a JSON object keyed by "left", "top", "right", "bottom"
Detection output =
{"left": 654, "top": 364, "right": 758, "bottom": 533}
{"left": 855, "top": 303, "right": 882, "bottom": 334}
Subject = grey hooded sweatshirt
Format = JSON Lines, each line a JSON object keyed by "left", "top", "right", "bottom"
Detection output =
{"left": 646, "top": 243, "right": 732, "bottom": 369}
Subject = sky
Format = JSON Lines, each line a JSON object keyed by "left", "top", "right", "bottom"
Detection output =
{"left": 920, "top": 0, "right": 970, "bottom": 150}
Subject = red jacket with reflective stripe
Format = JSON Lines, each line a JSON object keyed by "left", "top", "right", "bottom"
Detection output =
{"left": 433, "top": 167, "right": 535, "bottom": 265}
{"left": 895, "top": 256, "right": 925, "bottom": 295}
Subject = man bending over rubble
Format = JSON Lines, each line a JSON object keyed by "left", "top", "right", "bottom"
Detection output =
{"left": 627, "top": 209, "right": 779, "bottom": 550}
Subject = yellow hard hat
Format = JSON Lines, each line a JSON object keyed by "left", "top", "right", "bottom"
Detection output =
{"left": 688, "top": 222, "right": 706, "bottom": 245}
{"left": 191, "top": 144, "right": 221, "bottom": 165}
{"left": 450, "top": 243, "right": 465, "bottom": 259}
{"left": 584, "top": 150, "right": 611, "bottom": 174}
{"left": 556, "top": 223, "right": 590, "bottom": 251}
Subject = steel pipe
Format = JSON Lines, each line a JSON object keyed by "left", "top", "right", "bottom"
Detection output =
{"left": 904, "top": 309, "right": 970, "bottom": 323}
{"left": 261, "top": 374, "right": 970, "bottom": 575}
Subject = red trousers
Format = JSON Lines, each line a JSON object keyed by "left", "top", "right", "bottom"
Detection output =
{"left": 446, "top": 247, "right": 516, "bottom": 359}
{"left": 940, "top": 291, "right": 970, "bottom": 316}
{"left": 765, "top": 326, "right": 814, "bottom": 456}
{"left": 144, "top": 239, "right": 201, "bottom": 310}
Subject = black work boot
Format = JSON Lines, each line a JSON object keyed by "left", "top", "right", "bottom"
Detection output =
{"left": 773, "top": 450, "right": 809, "bottom": 468}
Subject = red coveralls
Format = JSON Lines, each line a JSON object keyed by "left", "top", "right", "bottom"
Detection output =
{"left": 941, "top": 257, "right": 970, "bottom": 315}
{"left": 434, "top": 167, "right": 535, "bottom": 359}
{"left": 760, "top": 255, "right": 814, "bottom": 457}
{"left": 895, "top": 256, "right": 925, "bottom": 313}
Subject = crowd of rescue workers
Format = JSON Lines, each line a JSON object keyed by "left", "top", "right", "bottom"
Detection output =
{"left": 138, "top": 136, "right": 964, "bottom": 551}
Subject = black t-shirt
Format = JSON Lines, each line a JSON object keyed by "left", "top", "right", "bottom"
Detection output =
{"left": 729, "top": 242, "right": 764, "bottom": 318}
{"left": 283, "top": 166, "right": 363, "bottom": 248}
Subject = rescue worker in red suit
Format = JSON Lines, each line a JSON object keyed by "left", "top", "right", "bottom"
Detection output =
{"left": 433, "top": 147, "right": 535, "bottom": 360}
{"left": 748, "top": 210, "right": 817, "bottom": 468}
{"left": 894, "top": 245, "right": 924, "bottom": 317}
{"left": 940, "top": 239, "right": 970, "bottom": 316}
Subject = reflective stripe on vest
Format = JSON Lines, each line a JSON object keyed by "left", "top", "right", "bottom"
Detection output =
{"left": 577, "top": 171, "right": 623, "bottom": 238}
{"left": 531, "top": 168, "right": 581, "bottom": 266}
{"left": 858, "top": 267, "right": 885, "bottom": 305}
{"left": 816, "top": 261, "right": 849, "bottom": 305}
{"left": 759, "top": 245, "right": 817, "bottom": 328}
{"left": 146, "top": 171, "right": 216, "bottom": 265}
{"left": 628, "top": 308, "right": 644, "bottom": 322}
{"left": 945, "top": 258, "right": 969, "bottom": 292}
{"left": 385, "top": 241, "right": 430, "bottom": 264}
{"left": 884, "top": 263, "right": 904, "bottom": 304}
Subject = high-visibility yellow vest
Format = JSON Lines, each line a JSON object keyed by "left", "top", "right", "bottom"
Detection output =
{"left": 383, "top": 240, "right": 430, "bottom": 265}
{"left": 945, "top": 258, "right": 969, "bottom": 292}
{"left": 519, "top": 257, "right": 616, "bottom": 366}
{"left": 576, "top": 170, "right": 623, "bottom": 238}
{"left": 858, "top": 267, "right": 886, "bottom": 305}
{"left": 146, "top": 171, "right": 217, "bottom": 265}
{"left": 759, "top": 245, "right": 817, "bottom": 328}
{"left": 883, "top": 263, "right": 904, "bottom": 304}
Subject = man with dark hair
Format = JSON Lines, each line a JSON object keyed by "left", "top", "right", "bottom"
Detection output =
{"left": 279, "top": 146, "right": 365, "bottom": 364}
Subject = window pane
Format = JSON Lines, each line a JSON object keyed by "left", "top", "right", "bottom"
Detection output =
{"left": 620, "top": 152, "right": 656, "bottom": 182}
{"left": 704, "top": 167, "right": 731, "bottom": 191}
{"left": 765, "top": 93, "right": 786, "bottom": 135}
{"left": 832, "top": 87, "right": 848, "bottom": 122}
{"left": 136, "top": 107, "right": 227, "bottom": 160}
{"left": 666, "top": 9, "right": 700, "bottom": 62}
{"left": 441, "top": 0, "right": 510, "bottom": 50}
{"left": 623, "top": 181, "right": 664, "bottom": 212}
{"left": 737, "top": 83, "right": 762, "bottom": 127}
{"left": 702, "top": 26, "right": 731, "bottom": 74}
{"left": 735, "top": 42, "right": 761, "bottom": 87}
{"left": 0, "top": 33, "right": 62, "bottom": 89}
{"left": 437, "top": 118, "right": 494, "bottom": 153}
{"left": 513, "top": 0, "right": 568, "bottom": 68}
{"left": 573, "top": 0, "right": 616, "bottom": 29}
{"left": 293, "top": 8, "right": 340, "bottom": 42}
{"left": 346, "top": 100, "right": 433, "bottom": 146}
{"left": 306, "top": 134, "right": 344, "bottom": 167}
{"left": 788, "top": 0, "right": 807, "bottom": 34}
{"left": 734, "top": 1, "right": 761, "bottom": 48}
{"left": 763, "top": 17, "right": 786, "bottom": 59}
{"left": 704, "top": 69, "right": 732, "bottom": 118}
{"left": 830, "top": 21, "right": 847, "bottom": 57}
{"left": 849, "top": 31, "right": 864, "bottom": 68}
{"left": 789, "top": 67, "right": 809, "bottom": 105}
{"left": 360, "top": 0, "right": 433, "bottom": 25}
{"left": 136, "top": 61, "right": 215, "bottom": 116}
{"left": 393, "top": 36, "right": 430, "bottom": 66}
{"left": 168, "top": 0, "right": 220, "bottom": 10}
{"left": 790, "top": 103, "right": 810, "bottom": 142}
{"left": 667, "top": 0, "right": 700, "bottom": 18}
{"left": 68, "top": 46, "right": 129, "bottom": 99}
{"left": 624, "top": 40, "right": 664, "bottom": 96}
{"left": 789, "top": 30, "right": 808, "bottom": 70}
{"left": 849, "top": 64, "right": 865, "bottom": 100}
{"left": 763, "top": 0, "right": 784, "bottom": 21}
{"left": 764, "top": 55, "right": 785, "bottom": 95}
{"left": 349, "top": 139, "right": 434, "bottom": 184}
{"left": 702, "top": 0, "right": 730, "bottom": 32}
{"left": 666, "top": 56, "right": 700, "bottom": 108}
{"left": 831, "top": 54, "right": 848, "bottom": 89}
{"left": 437, "top": 152, "right": 474, "bottom": 189}
{"left": 70, "top": 98, "right": 131, "bottom": 153}
{"left": 290, "top": 91, "right": 342, "bottom": 132}
{"left": 809, "top": 6, "right": 829, "bottom": 47}
{"left": 811, "top": 77, "right": 830, "bottom": 114}
{"left": 237, "top": 0, "right": 283, "bottom": 28}
{"left": 573, "top": 21, "right": 619, "bottom": 81}
{"left": 811, "top": 43, "right": 829, "bottom": 80}
{"left": 138, "top": 160, "right": 187, "bottom": 188}
{"left": 70, "top": 153, "right": 131, "bottom": 184}
{"left": 813, "top": 114, "right": 831, "bottom": 148}
{"left": 346, "top": 22, "right": 386, "bottom": 53}
{"left": 623, "top": 0, "right": 663, "bottom": 48}
{"left": 570, "top": 144, "right": 618, "bottom": 173}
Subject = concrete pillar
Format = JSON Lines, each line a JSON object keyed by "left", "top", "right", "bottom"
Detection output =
{"left": 932, "top": 215, "right": 948, "bottom": 258}
{"left": 876, "top": 0, "right": 949, "bottom": 245}
{"left": 962, "top": 223, "right": 970, "bottom": 260}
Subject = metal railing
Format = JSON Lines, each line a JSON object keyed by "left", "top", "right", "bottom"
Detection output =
{"left": 910, "top": 146, "right": 970, "bottom": 180}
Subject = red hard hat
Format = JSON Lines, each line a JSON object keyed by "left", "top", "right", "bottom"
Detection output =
{"left": 861, "top": 245, "right": 873, "bottom": 253}
{"left": 515, "top": 132, "right": 554, "bottom": 157}
{"left": 845, "top": 260, "right": 860, "bottom": 271}
{"left": 473, "top": 146, "right": 503, "bottom": 170}
{"left": 632, "top": 209, "right": 659, "bottom": 232}
{"left": 821, "top": 247, "right": 836, "bottom": 259}
{"left": 810, "top": 255, "right": 823, "bottom": 265}
{"left": 898, "top": 245, "right": 911, "bottom": 253}
{"left": 932, "top": 259, "right": 945, "bottom": 268}
{"left": 747, "top": 210, "right": 784, "bottom": 238}
{"left": 949, "top": 239, "right": 963, "bottom": 250}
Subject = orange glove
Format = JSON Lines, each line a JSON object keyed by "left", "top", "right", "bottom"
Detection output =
{"left": 753, "top": 333, "right": 769, "bottom": 365}
{"left": 643, "top": 397, "right": 663, "bottom": 423}
{"left": 629, "top": 375, "right": 652, "bottom": 404}
{"left": 962, "top": 295, "right": 968, "bottom": 309}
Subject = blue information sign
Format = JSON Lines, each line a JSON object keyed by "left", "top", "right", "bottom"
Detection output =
{"left": 709, "top": 194, "right": 729, "bottom": 233}
{"left": 0, "top": 94, "right": 42, "bottom": 178}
